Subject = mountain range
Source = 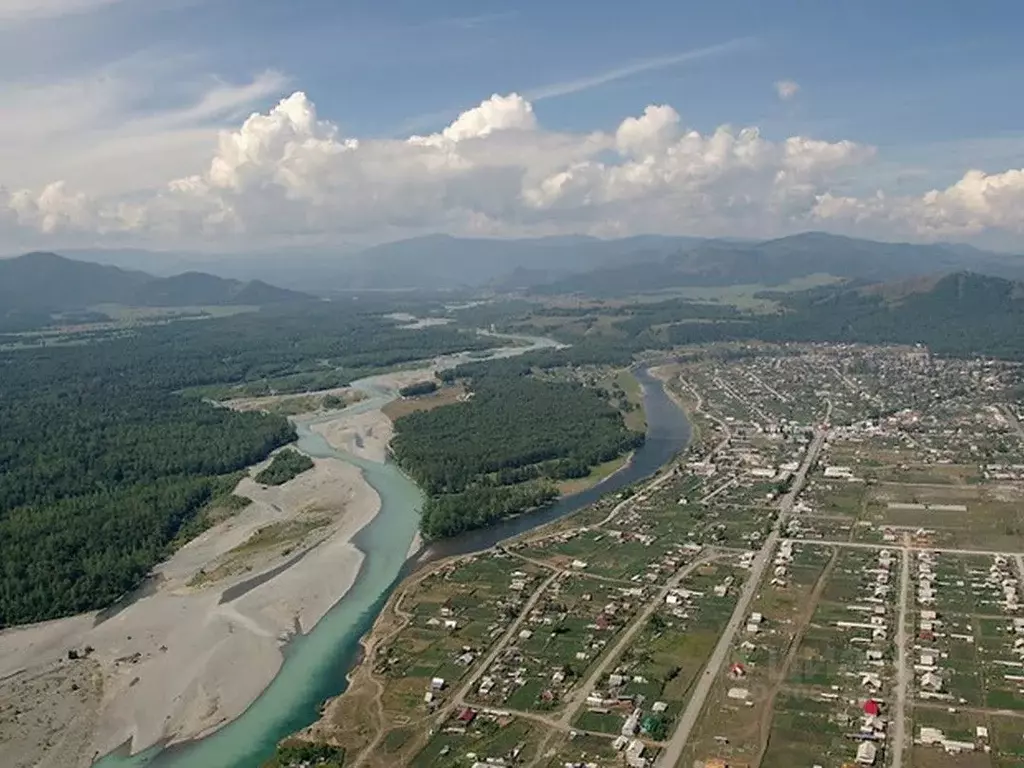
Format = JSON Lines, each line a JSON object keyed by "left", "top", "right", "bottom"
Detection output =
{"left": 47, "top": 232, "right": 1024, "bottom": 295}
{"left": 0, "top": 252, "right": 310, "bottom": 329}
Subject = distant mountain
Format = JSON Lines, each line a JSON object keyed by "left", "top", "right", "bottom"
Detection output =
{"left": 528, "top": 232, "right": 1024, "bottom": 296}
{"left": 0, "top": 252, "right": 153, "bottom": 311}
{"left": 0, "top": 252, "right": 311, "bottom": 324}
{"left": 342, "top": 234, "right": 713, "bottom": 290}
{"left": 9, "top": 232, "right": 1024, "bottom": 297}
{"left": 130, "top": 271, "right": 308, "bottom": 307}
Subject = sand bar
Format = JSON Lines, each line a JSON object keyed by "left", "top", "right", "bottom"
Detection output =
{"left": 0, "top": 408, "right": 384, "bottom": 768}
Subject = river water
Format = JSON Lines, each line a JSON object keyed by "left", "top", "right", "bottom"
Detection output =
{"left": 94, "top": 342, "right": 690, "bottom": 768}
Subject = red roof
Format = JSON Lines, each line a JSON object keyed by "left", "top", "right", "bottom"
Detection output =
{"left": 863, "top": 699, "right": 880, "bottom": 715}
{"left": 458, "top": 708, "right": 476, "bottom": 722}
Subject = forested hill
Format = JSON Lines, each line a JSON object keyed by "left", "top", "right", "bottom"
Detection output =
{"left": 664, "top": 271, "right": 1024, "bottom": 359}
{"left": 391, "top": 358, "right": 644, "bottom": 539}
{"left": 0, "top": 252, "right": 310, "bottom": 320}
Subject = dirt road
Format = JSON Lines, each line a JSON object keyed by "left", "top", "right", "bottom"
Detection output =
{"left": 891, "top": 536, "right": 911, "bottom": 768}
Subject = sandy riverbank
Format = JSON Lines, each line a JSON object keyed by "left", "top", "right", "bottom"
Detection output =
{"left": 0, "top": 408, "right": 385, "bottom": 768}
{"left": 312, "top": 409, "right": 393, "bottom": 463}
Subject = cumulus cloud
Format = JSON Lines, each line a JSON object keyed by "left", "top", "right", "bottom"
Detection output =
{"left": 812, "top": 168, "right": 1024, "bottom": 239}
{"left": 4, "top": 88, "right": 1024, "bottom": 247}
{"left": 774, "top": 80, "right": 800, "bottom": 101}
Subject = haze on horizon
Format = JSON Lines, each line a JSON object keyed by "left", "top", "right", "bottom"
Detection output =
{"left": 3, "top": 0, "right": 1024, "bottom": 255}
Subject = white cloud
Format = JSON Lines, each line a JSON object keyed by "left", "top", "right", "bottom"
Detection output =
{"left": 0, "top": 0, "right": 123, "bottom": 24}
{"left": 5, "top": 87, "right": 1024, "bottom": 249}
{"left": 0, "top": 65, "right": 288, "bottom": 195}
{"left": 774, "top": 79, "right": 800, "bottom": 101}
{"left": 526, "top": 38, "right": 755, "bottom": 101}
{"left": 412, "top": 93, "right": 537, "bottom": 145}
{"left": 812, "top": 168, "right": 1024, "bottom": 239}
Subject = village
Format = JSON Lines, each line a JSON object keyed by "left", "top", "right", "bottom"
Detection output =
{"left": 311, "top": 344, "right": 1024, "bottom": 768}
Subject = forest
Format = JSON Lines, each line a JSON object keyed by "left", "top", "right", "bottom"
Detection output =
{"left": 0, "top": 305, "right": 497, "bottom": 627}
{"left": 392, "top": 360, "right": 644, "bottom": 538}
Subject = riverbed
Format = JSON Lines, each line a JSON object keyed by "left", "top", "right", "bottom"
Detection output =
{"left": 94, "top": 347, "right": 691, "bottom": 768}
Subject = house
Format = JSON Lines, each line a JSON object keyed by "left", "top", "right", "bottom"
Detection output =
{"left": 863, "top": 699, "right": 881, "bottom": 717}
{"left": 625, "top": 739, "right": 647, "bottom": 768}
{"left": 856, "top": 741, "right": 878, "bottom": 765}
{"left": 622, "top": 708, "right": 641, "bottom": 737}
{"left": 920, "top": 671, "right": 944, "bottom": 692}
{"left": 457, "top": 707, "right": 476, "bottom": 723}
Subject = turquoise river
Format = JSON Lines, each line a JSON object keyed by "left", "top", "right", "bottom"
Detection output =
{"left": 94, "top": 335, "right": 691, "bottom": 768}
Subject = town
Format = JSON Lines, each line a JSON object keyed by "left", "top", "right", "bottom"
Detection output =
{"left": 311, "top": 344, "right": 1024, "bottom": 768}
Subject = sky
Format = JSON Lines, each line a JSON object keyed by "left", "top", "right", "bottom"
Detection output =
{"left": 2, "top": 0, "right": 1024, "bottom": 253}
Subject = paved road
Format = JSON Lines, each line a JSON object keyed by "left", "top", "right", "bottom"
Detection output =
{"left": 655, "top": 427, "right": 827, "bottom": 767}
{"left": 891, "top": 537, "right": 911, "bottom": 768}
{"left": 558, "top": 554, "right": 712, "bottom": 728}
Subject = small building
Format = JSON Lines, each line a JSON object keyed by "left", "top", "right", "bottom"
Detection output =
{"left": 625, "top": 739, "right": 647, "bottom": 768}
{"left": 856, "top": 740, "right": 878, "bottom": 765}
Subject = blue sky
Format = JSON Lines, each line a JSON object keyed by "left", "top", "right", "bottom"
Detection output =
{"left": 2, "top": 0, "right": 1024, "bottom": 249}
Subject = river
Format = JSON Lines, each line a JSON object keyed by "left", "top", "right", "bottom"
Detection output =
{"left": 94, "top": 342, "right": 690, "bottom": 768}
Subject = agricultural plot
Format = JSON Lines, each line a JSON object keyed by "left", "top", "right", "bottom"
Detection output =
{"left": 467, "top": 573, "right": 642, "bottom": 713}
{"left": 571, "top": 562, "right": 745, "bottom": 739}
{"left": 909, "top": 708, "right": 1024, "bottom": 768}
{"left": 539, "top": 731, "right": 626, "bottom": 768}
{"left": 758, "top": 546, "right": 898, "bottom": 768}
{"left": 411, "top": 713, "right": 545, "bottom": 768}
{"left": 377, "top": 554, "right": 547, "bottom": 713}
{"left": 910, "top": 551, "right": 1024, "bottom": 713}
{"left": 518, "top": 528, "right": 691, "bottom": 586}
{"left": 677, "top": 543, "right": 837, "bottom": 767}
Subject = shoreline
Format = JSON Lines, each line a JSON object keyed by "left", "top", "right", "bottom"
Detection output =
{"left": 0, "top": 399, "right": 387, "bottom": 768}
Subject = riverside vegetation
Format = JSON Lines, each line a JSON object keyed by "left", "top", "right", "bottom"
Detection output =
{"left": 255, "top": 449, "right": 316, "bottom": 486}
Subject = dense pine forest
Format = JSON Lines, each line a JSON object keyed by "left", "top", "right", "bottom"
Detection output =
{"left": 392, "top": 359, "right": 644, "bottom": 538}
{"left": 0, "top": 305, "right": 498, "bottom": 627}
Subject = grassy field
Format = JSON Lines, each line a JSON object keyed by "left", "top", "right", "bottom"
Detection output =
{"left": 556, "top": 454, "right": 630, "bottom": 495}
{"left": 636, "top": 273, "right": 845, "bottom": 311}
{"left": 188, "top": 515, "right": 331, "bottom": 586}
{"left": 381, "top": 383, "right": 466, "bottom": 421}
